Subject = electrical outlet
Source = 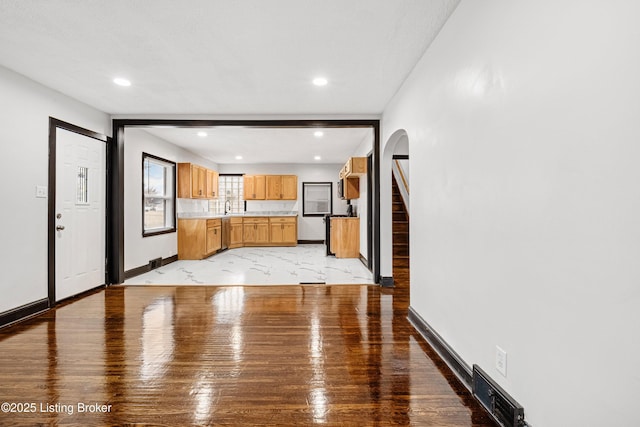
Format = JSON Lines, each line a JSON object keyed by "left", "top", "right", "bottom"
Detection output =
{"left": 496, "top": 346, "right": 507, "bottom": 377}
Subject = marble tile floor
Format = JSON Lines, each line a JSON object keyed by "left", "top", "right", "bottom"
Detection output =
{"left": 124, "top": 244, "right": 374, "bottom": 286}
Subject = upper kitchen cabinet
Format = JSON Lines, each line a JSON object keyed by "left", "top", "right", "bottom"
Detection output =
{"left": 342, "top": 178, "right": 360, "bottom": 200}
{"left": 340, "top": 157, "right": 367, "bottom": 179}
{"left": 178, "top": 163, "right": 219, "bottom": 199}
{"left": 206, "top": 169, "right": 219, "bottom": 199}
{"left": 178, "top": 163, "right": 204, "bottom": 199}
{"left": 281, "top": 175, "right": 298, "bottom": 199}
{"left": 244, "top": 175, "right": 266, "bottom": 200}
{"left": 246, "top": 175, "right": 297, "bottom": 200}
{"left": 266, "top": 175, "right": 297, "bottom": 200}
{"left": 338, "top": 157, "right": 367, "bottom": 200}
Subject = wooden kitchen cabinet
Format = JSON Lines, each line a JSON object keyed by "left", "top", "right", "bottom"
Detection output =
{"left": 229, "top": 217, "right": 243, "bottom": 248}
{"left": 344, "top": 157, "right": 367, "bottom": 177}
{"left": 180, "top": 216, "right": 298, "bottom": 256}
{"left": 337, "top": 158, "right": 366, "bottom": 200}
{"left": 206, "top": 169, "right": 219, "bottom": 199}
{"left": 206, "top": 222, "right": 222, "bottom": 254}
{"left": 244, "top": 175, "right": 266, "bottom": 200}
{"left": 243, "top": 217, "right": 269, "bottom": 245}
{"left": 265, "top": 176, "right": 281, "bottom": 200}
{"left": 342, "top": 177, "right": 360, "bottom": 200}
{"left": 269, "top": 217, "right": 297, "bottom": 245}
{"left": 244, "top": 175, "right": 297, "bottom": 200}
{"left": 178, "top": 163, "right": 218, "bottom": 199}
{"left": 193, "top": 165, "right": 207, "bottom": 198}
{"left": 281, "top": 175, "right": 297, "bottom": 199}
{"left": 178, "top": 218, "right": 221, "bottom": 259}
{"left": 242, "top": 221, "right": 256, "bottom": 243}
{"left": 266, "top": 175, "right": 297, "bottom": 200}
{"left": 330, "top": 217, "right": 360, "bottom": 258}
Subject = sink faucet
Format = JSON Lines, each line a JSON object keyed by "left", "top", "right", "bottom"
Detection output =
{"left": 224, "top": 199, "right": 231, "bottom": 215}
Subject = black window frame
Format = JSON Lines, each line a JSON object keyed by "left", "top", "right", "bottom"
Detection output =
{"left": 142, "top": 152, "right": 177, "bottom": 237}
{"left": 302, "top": 182, "right": 333, "bottom": 217}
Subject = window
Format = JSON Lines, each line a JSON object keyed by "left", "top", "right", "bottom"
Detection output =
{"left": 142, "top": 153, "right": 176, "bottom": 236}
{"left": 302, "top": 182, "right": 332, "bottom": 216}
{"left": 212, "top": 174, "right": 245, "bottom": 214}
{"left": 76, "top": 166, "right": 89, "bottom": 204}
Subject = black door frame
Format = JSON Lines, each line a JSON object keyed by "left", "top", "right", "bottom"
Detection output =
{"left": 48, "top": 117, "right": 111, "bottom": 306}
{"left": 109, "top": 119, "right": 381, "bottom": 284}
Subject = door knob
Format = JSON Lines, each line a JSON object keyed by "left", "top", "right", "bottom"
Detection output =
{"left": 56, "top": 225, "right": 65, "bottom": 231}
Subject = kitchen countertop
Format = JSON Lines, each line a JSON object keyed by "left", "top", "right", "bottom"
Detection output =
{"left": 178, "top": 212, "right": 298, "bottom": 219}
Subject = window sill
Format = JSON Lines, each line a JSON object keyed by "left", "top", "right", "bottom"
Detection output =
{"left": 143, "top": 227, "right": 176, "bottom": 238}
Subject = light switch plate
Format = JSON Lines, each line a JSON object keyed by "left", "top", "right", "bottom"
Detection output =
{"left": 36, "top": 185, "right": 47, "bottom": 198}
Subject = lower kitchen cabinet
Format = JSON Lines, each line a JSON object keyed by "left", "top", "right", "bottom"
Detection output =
{"left": 206, "top": 223, "right": 221, "bottom": 254}
{"left": 229, "top": 217, "right": 243, "bottom": 248}
{"left": 330, "top": 217, "right": 360, "bottom": 258}
{"left": 179, "top": 216, "right": 298, "bottom": 258}
{"left": 269, "top": 217, "right": 297, "bottom": 245}
{"left": 243, "top": 217, "right": 270, "bottom": 245}
{"left": 178, "top": 218, "right": 222, "bottom": 260}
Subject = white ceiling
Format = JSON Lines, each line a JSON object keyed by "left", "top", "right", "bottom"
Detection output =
{"left": 0, "top": 0, "right": 459, "bottom": 163}
{"left": 141, "top": 126, "right": 373, "bottom": 164}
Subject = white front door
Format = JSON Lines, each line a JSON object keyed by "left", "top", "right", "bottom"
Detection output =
{"left": 55, "top": 128, "right": 106, "bottom": 301}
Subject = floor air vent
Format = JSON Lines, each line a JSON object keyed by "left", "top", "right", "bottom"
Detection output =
{"left": 472, "top": 365, "right": 526, "bottom": 427}
{"left": 149, "top": 257, "right": 162, "bottom": 270}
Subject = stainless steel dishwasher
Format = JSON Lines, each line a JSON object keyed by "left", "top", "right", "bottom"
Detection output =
{"left": 221, "top": 217, "right": 230, "bottom": 251}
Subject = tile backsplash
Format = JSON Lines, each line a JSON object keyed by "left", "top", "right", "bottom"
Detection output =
{"left": 177, "top": 198, "right": 209, "bottom": 214}
{"left": 246, "top": 200, "right": 298, "bottom": 213}
{"left": 178, "top": 198, "right": 298, "bottom": 215}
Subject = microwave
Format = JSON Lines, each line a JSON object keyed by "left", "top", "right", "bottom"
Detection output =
{"left": 337, "top": 179, "right": 344, "bottom": 199}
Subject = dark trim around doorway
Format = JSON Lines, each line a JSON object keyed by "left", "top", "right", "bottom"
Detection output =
{"left": 48, "top": 118, "right": 111, "bottom": 307}
{"left": 111, "top": 119, "right": 381, "bottom": 285}
{"left": 372, "top": 126, "right": 381, "bottom": 283}
{"left": 366, "top": 153, "right": 373, "bottom": 271}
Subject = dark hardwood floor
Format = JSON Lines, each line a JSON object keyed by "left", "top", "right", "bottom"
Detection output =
{"left": 0, "top": 284, "right": 496, "bottom": 426}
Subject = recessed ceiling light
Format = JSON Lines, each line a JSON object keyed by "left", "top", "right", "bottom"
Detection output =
{"left": 197, "top": 131, "right": 207, "bottom": 137}
{"left": 235, "top": 155, "right": 243, "bottom": 160}
{"left": 314, "top": 155, "right": 322, "bottom": 161}
{"left": 312, "top": 77, "right": 328, "bottom": 86}
{"left": 113, "top": 77, "right": 131, "bottom": 87}
{"left": 314, "top": 131, "right": 324, "bottom": 138}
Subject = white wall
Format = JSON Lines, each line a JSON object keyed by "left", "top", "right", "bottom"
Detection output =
{"left": 0, "top": 65, "right": 110, "bottom": 313}
{"left": 123, "top": 129, "right": 218, "bottom": 271}
{"left": 218, "top": 163, "right": 345, "bottom": 240}
{"left": 381, "top": 1, "right": 640, "bottom": 426}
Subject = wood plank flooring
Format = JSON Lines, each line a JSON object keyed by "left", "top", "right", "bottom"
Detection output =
{"left": 0, "top": 285, "right": 496, "bottom": 426}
